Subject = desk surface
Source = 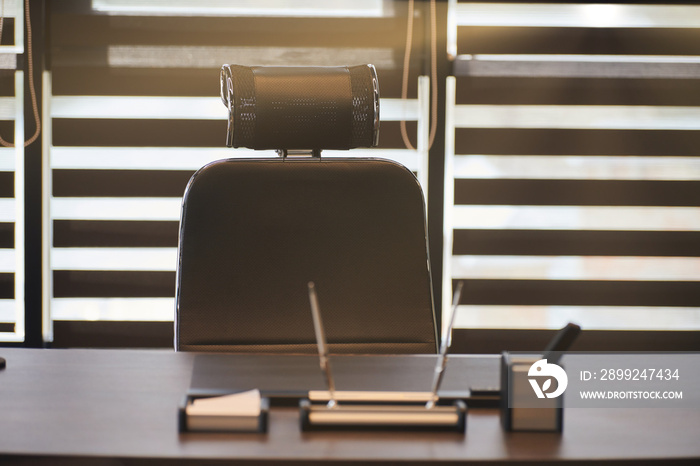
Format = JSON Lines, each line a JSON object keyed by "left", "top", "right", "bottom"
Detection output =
{"left": 0, "top": 348, "right": 698, "bottom": 465}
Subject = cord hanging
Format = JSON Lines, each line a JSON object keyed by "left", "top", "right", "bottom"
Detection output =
{"left": 0, "top": 0, "right": 41, "bottom": 148}
{"left": 400, "top": 0, "right": 438, "bottom": 151}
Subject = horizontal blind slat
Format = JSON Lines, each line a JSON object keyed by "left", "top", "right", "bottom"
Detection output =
{"left": 452, "top": 229, "right": 700, "bottom": 257}
{"left": 455, "top": 27, "right": 700, "bottom": 56}
{"left": 451, "top": 205, "right": 700, "bottom": 231}
{"left": 52, "top": 248, "right": 178, "bottom": 272}
{"left": 455, "top": 4, "right": 700, "bottom": 28}
{"left": 53, "top": 220, "right": 179, "bottom": 248}
{"left": 0, "top": 250, "right": 15, "bottom": 273}
{"left": 454, "top": 305, "right": 700, "bottom": 331}
{"left": 453, "top": 179, "right": 700, "bottom": 206}
{"left": 454, "top": 128, "right": 700, "bottom": 156}
{"left": 50, "top": 96, "right": 419, "bottom": 121}
{"left": 54, "top": 270, "right": 175, "bottom": 297}
{"left": 0, "top": 273, "right": 14, "bottom": 299}
{"left": 451, "top": 279, "right": 700, "bottom": 307}
{"left": 451, "top": 255, "right": 700, "bottom": 281}
{"left": 453, "top": 105, "right": 700, "bottom": 130}
{"left": 453, "top": 155, "right": 700, "bottom": 181}
{"left": 53, "top": 170, "right": 194, "bottom": 198}
{"left": 51, "top": 198, "right": 182, "bottom": 221}
{"left": 52, "top": 297, "right": 174, "bottom": 322}
{"left": 454, "top": 54, "right": 700, "bottom": 79}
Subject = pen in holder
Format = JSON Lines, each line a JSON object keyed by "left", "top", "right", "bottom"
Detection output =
{"left": 299, "top": 282, "right": 467, "bottom": 432}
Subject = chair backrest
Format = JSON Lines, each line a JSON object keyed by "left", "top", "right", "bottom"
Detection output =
{"left": 175, "top": 157, "right": 437, "bottom": 353}
{"left": 175, "top": 64, "right": 437, "bottom": 354}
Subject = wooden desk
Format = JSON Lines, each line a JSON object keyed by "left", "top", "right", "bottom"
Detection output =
{"left": 0, "top": 348, "right": 698, "bottom": 465}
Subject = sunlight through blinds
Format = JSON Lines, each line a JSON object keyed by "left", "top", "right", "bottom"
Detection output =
{"left": 444, "top": 1, "right": 700, "bottom": 331}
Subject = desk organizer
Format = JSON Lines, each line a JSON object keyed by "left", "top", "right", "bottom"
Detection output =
{"left": 500, "top": 352, "right": 563, "bottom": 432}
{"left": 178, "top": 392, "right": 269, "bottom": 433}
{"left": 299, "top": 398, "right": 467, "bottom": 432}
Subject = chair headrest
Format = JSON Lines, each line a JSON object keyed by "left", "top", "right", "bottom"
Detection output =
{"left": 220, "top": 64, "right": 380, "bottom": 151}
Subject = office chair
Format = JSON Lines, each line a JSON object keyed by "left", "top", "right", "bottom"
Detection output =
{"left": 175, "top": 64, "right": 437, "bottom": 354}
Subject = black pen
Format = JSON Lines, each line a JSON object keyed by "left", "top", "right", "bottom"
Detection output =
{"left": 543, "top": 323, "right": 582, "bottom": 364}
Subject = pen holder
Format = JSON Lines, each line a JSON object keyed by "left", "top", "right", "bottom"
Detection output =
{"left": 500, "top": 352, "right": 563, "bottom": 432}
{"left": 299, "top": 398, "right": 467, "bottom": 432}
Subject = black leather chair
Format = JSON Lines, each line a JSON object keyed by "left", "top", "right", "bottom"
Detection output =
{"left": 175, "top": 64, "right": 437, "bottom": 354}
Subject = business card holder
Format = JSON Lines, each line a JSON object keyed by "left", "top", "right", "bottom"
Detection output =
{"left": 178, "top": 390, "right": 269, "bottom": 433}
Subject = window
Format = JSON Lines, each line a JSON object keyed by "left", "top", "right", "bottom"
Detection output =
{"left": 1, "top": 0, "right": 699, "bottom": 347}
{"left": 1, "top": 0, "right": 24, "bottom": 342}
{"left": 444, "top": 1, "right": 700, "bottom": 332}
{"left": 41, "top": 0, "right": 433, "bottom": 345}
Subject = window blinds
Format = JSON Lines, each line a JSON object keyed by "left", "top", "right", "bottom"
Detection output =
{"left": 444, "top": 1, "right": 700, "bottom": 331}
{"left": 0, "top": 0, "right": 24, "bottom": 342}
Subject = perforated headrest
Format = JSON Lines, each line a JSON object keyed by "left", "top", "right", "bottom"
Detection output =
{"left": 220, "top": 64, "right": 380, "bottom": 150}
